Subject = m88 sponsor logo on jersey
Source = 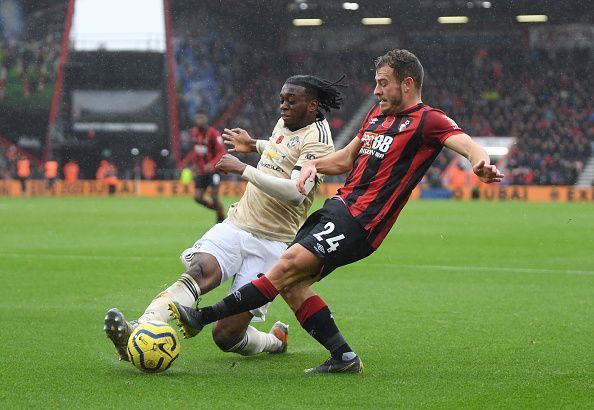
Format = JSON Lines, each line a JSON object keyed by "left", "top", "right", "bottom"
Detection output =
{"left": 360, "top": 131, "right": 394, "bottom": 159}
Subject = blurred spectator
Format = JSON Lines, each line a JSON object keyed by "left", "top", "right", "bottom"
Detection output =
{"left": 179, "top": 167, "right": 193, "bottom": 194}
{"left": 104, "top": 162, "right": 118, "bottom": 196}
{"left": 16, "top": 155, "right": 30, "bottom": 196}
{"left": 141, "top": 156, "right": 156, "bottom": 180}
{"left": 63, "top": 160, "right": 79, "bottom": 182}
{"left": 44, "top": 159, "right": 58, "bottom": 195}
{"left": 96, "top": 160, "right": 109, "bottom": 180}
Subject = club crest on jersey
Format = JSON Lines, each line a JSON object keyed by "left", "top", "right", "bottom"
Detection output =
{"left": 398, "top": 117, "right": 413, "bottom": 133}
{"left": 276, "top": 135, "right": 284, "bottom": 144}
{"left": 361, "top": 131, "right": 377, "bottom": 148}
{"left": 287, "top": 136, "right": 300, "bottom": 149}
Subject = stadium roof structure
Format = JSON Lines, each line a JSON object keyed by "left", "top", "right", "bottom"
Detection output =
{"left": 21, "top": 0, "right": 594, "bottom": 30}
{"left": 188, "top": 0, "right": 590, "bottom": 27}
{"left": 20, "top": 0, "right": 591, "bottom": 27}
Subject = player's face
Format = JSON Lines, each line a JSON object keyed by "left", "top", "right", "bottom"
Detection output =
{"left": 194, "top": 113, "right": 208, "bottom": 128}
{"left": 279, "top": 84, "right": 316, "bottom": 131}
{"left": 374, "top": 66, "right": 405, "bottom": 115}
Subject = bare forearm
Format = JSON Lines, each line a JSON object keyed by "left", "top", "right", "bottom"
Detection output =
{"left": 243, "top": 166, "right": 311, "bottom": 206}
{"left": 444, "top": 133, "right": 504, "bottom": 183}
{"left": 466, "top": 143, "right": 490, "bottom": 166}
{"left": 311, "top": 147, "right": 356, "bottom": 175}
{"left": 445, "top": 133, "right": 490, "bottom": 165}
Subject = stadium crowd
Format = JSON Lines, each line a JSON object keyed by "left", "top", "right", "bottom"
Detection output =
{"left": 1, "top": 2, "right": 592, "bottom": 187}
{"left": 183, "top": 43, "right": 592, "bottom": 186}
{"left": 421, "top": 46, "right": 592, "bottom": 186}
{"left": 172, "top": 11, "right": 263, "bottom": 128}
{"left": 225, "top": 51, "right": 373, "bottom": 141}
{"left": 0, "top": 4, "right": 63, "bottom": 102}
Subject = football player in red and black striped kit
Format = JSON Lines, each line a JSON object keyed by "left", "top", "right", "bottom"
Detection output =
{"left": 190, "top": 111, "right": 226, "bottom": 222}
{"left": 170, "top": 49, "right": 504, "bottom": 374}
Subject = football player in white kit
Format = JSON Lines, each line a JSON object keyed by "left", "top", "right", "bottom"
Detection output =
{"left": 104, "top": 75, "right": 346, "bottom": 361}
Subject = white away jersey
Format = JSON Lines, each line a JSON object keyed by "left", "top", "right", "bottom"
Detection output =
{"left": 228, "top": 117, "right": 334, "bottom": 242}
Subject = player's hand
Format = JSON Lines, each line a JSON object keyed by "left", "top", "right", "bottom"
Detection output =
{"left": 216, "top": 154, "right": 247, "bottom": 175}
{"left": 473, "top": 160, "right": 504, "bottom": 184}
{"left": 203, "top": 163, "right": 215, "bottom": 174}
{"left": 222, "top": 128, "right": 255, "bottom": 153}
{"left": 297, "top": 161, "right": 317, "bottom": 195}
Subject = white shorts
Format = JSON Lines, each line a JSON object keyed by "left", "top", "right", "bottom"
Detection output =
{"left": 180, "top": 220, "right": 287, "bottom": 321}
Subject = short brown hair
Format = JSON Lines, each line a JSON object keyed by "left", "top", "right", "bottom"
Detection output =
{"left": 375, "top": 49, "right": 424, "bottom": 91}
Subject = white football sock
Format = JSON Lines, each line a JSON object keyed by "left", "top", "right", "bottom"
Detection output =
{"left": 137, "top": 273, "right": 200, "bottom": 323}
{"left": 226, "top": 325, "right": 283, "bottom": 356}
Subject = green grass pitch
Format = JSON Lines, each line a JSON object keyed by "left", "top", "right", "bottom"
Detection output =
{"left": 1, "top": 196, "right": 592, "bottom": 408}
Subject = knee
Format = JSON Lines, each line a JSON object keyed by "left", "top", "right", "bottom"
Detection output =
{"left": 212, "top": 325, "right": 243, "bottom": 352}
{"left": 268, "top": 258, "right": 298, "bottom": 292}
{"left": 185, "top": 260, "right": 204, "bottom": 282}
{"left": 185, "top": 257, "right": 221, "bottom": 293}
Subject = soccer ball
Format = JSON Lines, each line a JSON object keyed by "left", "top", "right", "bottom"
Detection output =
{"left": 127, "top": 321, "right": 180, "bottom": 373}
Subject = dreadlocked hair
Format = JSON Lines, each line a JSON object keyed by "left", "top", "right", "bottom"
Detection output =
{"left": 285, "top": 74, "right": 348, "bottom": 116}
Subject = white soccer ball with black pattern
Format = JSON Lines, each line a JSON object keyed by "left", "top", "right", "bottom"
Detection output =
{"left": 126, "top": 321, "right": 180, "bottom": 373}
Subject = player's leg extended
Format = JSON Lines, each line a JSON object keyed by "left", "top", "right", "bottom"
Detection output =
{"left": 104, "top": 254, "right": 220, "bottom": 361}
{"left": 170, "top": 244, "right": 321, "bottom": 337}
{"left": 280, "top": 279, "right": 362, "bottom": 374}
{"left": 212, "top": 312, "right": 288, "bottom": 356}
{"left": 137, "top": 253, "right": 221, "bottom": 323}
{"left": 139, "top": 220, "right": 243, "bottom": 325}
{"left": 211, "top": 233, "right": 288, "bottom": 355}
{"left": 106, "top": 222, "right": 241, "bottom": 359}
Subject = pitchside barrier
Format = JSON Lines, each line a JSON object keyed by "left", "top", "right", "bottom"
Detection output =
{"left": 1, "top": 180, "right": 593, "bottom": 202}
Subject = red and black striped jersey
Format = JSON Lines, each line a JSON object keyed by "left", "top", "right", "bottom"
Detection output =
{"left": 336, "top": 102, "right": 463, "bottom": 249}
{"left": 191, "top": 126, "right": 226, "bottom": 174}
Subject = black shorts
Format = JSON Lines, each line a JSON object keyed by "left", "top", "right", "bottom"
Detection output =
{"left": 194, "top": 173, "right": 220, "bottom": 190}
{"left": 292, "top": 198, "right": 374, "bottom": 278}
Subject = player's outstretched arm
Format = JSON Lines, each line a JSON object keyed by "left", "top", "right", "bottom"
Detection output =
{"left": 242, "top": 166, "right": 314, "bottom": 206}
{"left": 444, "top": 133, "right": 505, "bottom": 184}
{"left": 216, "top": 154, "right": 247, "bottom": 175}
{"left": 216, "top": 154, "right": 312, "bottom": 206}
{"left": 297, "top": 137, "right": 362, "bottom": 194}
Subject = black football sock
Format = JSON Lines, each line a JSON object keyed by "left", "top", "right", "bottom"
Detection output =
{"left": 296, "top": 295, "right": 355, "bottom": 360}
{"left": 199, "top": 276, "right": 279, "bottom": 324}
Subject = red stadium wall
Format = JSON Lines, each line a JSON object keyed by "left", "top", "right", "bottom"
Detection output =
{"left": 1, "top": 180, "right": 594, "bottom": 202}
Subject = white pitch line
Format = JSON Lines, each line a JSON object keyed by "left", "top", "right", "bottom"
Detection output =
{"left": 0, "top": 253, "right": 593, "bottom": 276}
{"left": 0, "top": 253, "right": 170, "bottom": 262}
{"left": 368, "top": 263, "right": 594, "bottom": 276}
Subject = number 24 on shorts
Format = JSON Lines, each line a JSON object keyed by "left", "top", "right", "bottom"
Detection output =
{"left": 313, "top": 222, "right": 345, "bottom": 253}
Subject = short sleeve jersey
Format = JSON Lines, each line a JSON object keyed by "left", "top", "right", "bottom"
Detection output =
{"left": 337, "top": 102, "right": 464, "bottom": 249}
{"left": 229, "top": 117, "right": 334, "bottom": 242}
